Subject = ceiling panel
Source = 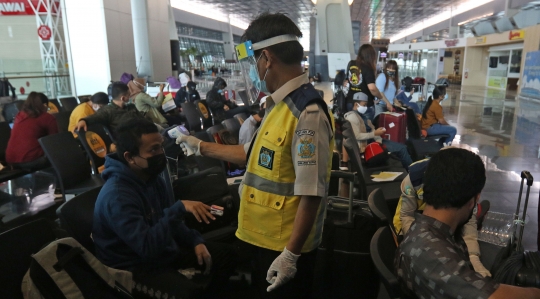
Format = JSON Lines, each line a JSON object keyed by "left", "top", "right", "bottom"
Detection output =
{"left": 181, "top": 0, "right": 539, "bottom": 48}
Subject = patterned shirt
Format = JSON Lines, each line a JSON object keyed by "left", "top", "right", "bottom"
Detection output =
{"left": 395, "top": 213, "right": 499, "bottom": 299}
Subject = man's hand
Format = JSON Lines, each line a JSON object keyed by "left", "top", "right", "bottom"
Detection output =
{"left": 194, "top": 244, "right": 212, "bottom": 275}
{"left": 266, "top": 247, "right": 300, "bottom": 292}
{"left": 159, "top": 84, "right": 165, "bottom": 92}
{"left": 176, "top": 135, "right": 203, "bottom": 156}
{"left": 223, "top": 105, "right": 230, "bottom": 111}
{"left": 394, "top": 101, "right": 402, "bottom": 107}
{"left": 73, "top": 120, "right": 87, "bottom": 134}
{"left": 182, "top": 200, "right": 215, "bottom": 224}
{"left": 386, "top": 102, "right": 393, "bottom": 112}
{"left": 470, "top": 255, "right": 491, "bottom": 277}
{"left": 374, "top": 127, "right": 386, "bottom": 137}
{"left": 410, "top": 88, "right": 415, "bottom": 96}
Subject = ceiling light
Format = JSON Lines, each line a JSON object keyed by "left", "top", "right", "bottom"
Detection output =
{"left": 457, "top": 13, "right": 493, "bottom": 25}
{"left": 348, "top": 0, "right": 354, "bottom": 5}
{"left": 311, "top": 0, "right": 317, "bottom": 4}
{"left": 389, "top": 0, "right": 494, "bottom": 42}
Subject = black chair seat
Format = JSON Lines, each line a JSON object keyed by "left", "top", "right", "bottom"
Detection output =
{"left": 0, "top": 219, "right": 58, "bottom": 299}
{"left": 370, "top": 226, "right": 402, "bottom": 299}
{"left": 64, "top": 175, "right": 104, "bottom": 195}
{"left": 39, "top": 132, "right": 105, "bottom": 198}
{"left": 57, "top": 186, "right": 102, "bottom": 253}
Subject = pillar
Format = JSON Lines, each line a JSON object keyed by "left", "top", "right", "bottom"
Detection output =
{"left": 131, "top": 0, "right": 153, "bottom": 79}
{"left": 168, "top": 1, "right": 180, "bottom": 77}
{"left": 222, "top": 15, "right": 236, "bottom": 62}
{"left": 63, "top": 0, "right": 136, "bottom": 95}
{"left": 311, "top": 0, "right": 355, "bottom": 80}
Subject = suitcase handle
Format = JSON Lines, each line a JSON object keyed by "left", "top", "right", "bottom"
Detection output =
{"left": 515, "top": 170, "right": 534, "bottom": 252}
{"left": 521, "top": 171, "right": 533, "bottom": 186}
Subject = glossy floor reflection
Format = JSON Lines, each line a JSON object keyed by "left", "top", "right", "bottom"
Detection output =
{"left": 318, "top": 82, "right": 540, "bottom": 251}
{"left": 444, "top": 85, "right": 539, "bottom": 251}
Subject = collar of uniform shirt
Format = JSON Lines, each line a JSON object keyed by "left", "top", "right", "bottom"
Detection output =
{"left": 266, "top": 72, "right": 309, "bottom": 108}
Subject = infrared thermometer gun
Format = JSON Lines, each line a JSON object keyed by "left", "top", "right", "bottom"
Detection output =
{"left": 168, "top": 125, "right": 195, "bottom": 156}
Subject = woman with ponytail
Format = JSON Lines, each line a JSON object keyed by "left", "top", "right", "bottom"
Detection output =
{"left": 421, "top": 86, "right": 456, "bottom": 145}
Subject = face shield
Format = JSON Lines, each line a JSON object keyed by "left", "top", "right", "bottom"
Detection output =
{"left": 235, "top": 34, "right": 299, "bottom": 105}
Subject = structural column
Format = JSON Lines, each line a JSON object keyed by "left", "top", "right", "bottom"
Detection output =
{"left": 131, "top": 0, "right": 153, "bottom": 79}
{"left": 311, "top": 0, "right": 356, "bottom": 80}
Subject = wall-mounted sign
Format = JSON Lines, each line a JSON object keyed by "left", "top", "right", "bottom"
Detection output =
{"left": 521, "top": 50, "right": 540, "bottom": 99}
{"left": 475, "top": 36, "right": 486, "bottom": 44}
{"left": 37, "top": 25, "right": 51, "bottom": 40}
{"left": 0, "top": 0, "right": 59, "bottom": 16}
{"left": 444, "top": 39, "right": 459, "bottom": 47}
{"left": 509, "top": 30, "right": 525, "bottom": 41}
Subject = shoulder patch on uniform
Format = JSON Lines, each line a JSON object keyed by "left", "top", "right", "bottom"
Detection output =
{"left": 258, "top": 146, "right": 274, "bottom": 170}
{"left": 306, "top": 103, "right": 320, "bottom": 113}
{"left": 296, "top": 129, "right": 315, "bottom": 136}
{"left": 297, "top": 137, "right": 316, "bottom": 159}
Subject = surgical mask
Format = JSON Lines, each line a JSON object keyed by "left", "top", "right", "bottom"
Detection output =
{"left": 356, "top": 105, "right": 368, "bottom": 114}
{"left": 143, "top": 86, "right": 147, "bottom": 93}
{"left": 92, "top": 104, "right": 100, "bottom": 111}
{"left": 136, "top": 152, "right": 167, "bottom": 178}
{"left": 311, "top": 81, "right": 315, "bottom": 86}
{"left": 249, "top": 53, "right": 269, "bottom": 94}
{"left": 441, "top": 94, "right": 448, "bottom": 101}
{"left": 387, "top": 71, "right": 396, "bottom": 77}
{"left": 218, "top": 89, "right": 223, "bottom": 94}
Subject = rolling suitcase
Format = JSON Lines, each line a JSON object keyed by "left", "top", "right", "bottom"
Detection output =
{"left": 378, "top": 112, "right": 406, "bottom": 144}
{"left": 488, "top": 171, "right": 540, "bottom": 288}
{"left": 312, "top": 194, "right": 380, "bottom": 299}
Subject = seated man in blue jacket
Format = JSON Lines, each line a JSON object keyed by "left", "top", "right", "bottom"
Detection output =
{"left": 92, "top": 116, "right": 237, "bottom": 298}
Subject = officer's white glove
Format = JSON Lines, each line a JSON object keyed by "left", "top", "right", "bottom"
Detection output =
{"left": 175, "top": 135, "right": 202, "bottom": 156}
{"left": 266, "top": 247, "right": 300, "bottom": 292}
{"left": 470, "top": 255, "right": 491, "bottom": 277}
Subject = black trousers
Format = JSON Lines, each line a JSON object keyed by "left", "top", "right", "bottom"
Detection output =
{"left": 132, "top": 241, "right": 238, "bottom": 299}
{"left": 248, "top": 242, "right": 318, "bottom": 299}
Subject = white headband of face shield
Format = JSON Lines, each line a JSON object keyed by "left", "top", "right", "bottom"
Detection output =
{"left": 251, "top": 34, "right": 299, "bottom": 51}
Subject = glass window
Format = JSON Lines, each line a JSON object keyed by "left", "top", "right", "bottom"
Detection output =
{"left": 233, "top": 35, "right": 242, "bottom": 44}
{"left": 176, "top": 22, "right": 223, "bottom": 41}
{"left": 178, "top": 37, "right": 225, "bottom": 63}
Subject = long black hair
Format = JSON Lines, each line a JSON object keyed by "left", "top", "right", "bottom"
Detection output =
{"left": 422, "top": 86, "right": 446, "bottom": 119}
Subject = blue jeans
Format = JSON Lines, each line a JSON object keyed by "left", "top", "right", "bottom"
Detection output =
{"left": 426, "top": 123, "right": 457, "bottom": 144}
{"left": 374, "top": 103, "right": 387, "bottom": 118}
{"left": 381, "top": 139, "right": 413, "bottom": 170}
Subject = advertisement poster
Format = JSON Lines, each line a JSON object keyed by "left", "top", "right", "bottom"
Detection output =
{"left": 488, "top": 77, "right": 507, "bottom": 89}
{"left": 521, "top": 50, "right": 540, "bottom": 99}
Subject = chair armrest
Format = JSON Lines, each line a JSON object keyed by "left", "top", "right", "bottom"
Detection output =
{"left": 330, "top": 170, "right": 356, "bottom": 181}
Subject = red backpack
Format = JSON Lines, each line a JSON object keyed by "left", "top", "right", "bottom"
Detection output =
{"left": 364, "top": 142, "right": 389, "bottom": 167}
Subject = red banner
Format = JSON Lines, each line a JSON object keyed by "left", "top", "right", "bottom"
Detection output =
{"left": 0, "top": 0, "right": 59, "bottom": 16}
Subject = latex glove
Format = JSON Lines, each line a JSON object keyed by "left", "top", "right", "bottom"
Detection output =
{"left": 176, "top": 135, "right": 202, "bottom": 156}
{"left": 266, "top": 247, "right": 300, "bottom": 292}
{"left": 470, "top": 255, "right": 491, "bottom": 277}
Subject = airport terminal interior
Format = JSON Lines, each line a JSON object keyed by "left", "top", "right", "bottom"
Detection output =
{"left": 1, "top": 0, "right": 540, "bottom": 298}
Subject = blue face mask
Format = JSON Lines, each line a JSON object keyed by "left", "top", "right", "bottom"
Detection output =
{"left": 218, "top": 89, "right": 223, "bottom": 94}
{"left": 249, "top": 53, "right": 269, "bottom": 93}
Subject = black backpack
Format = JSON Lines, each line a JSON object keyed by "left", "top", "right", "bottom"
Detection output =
{"left": 22, "top": 238, "right": 133, "bottom": 299}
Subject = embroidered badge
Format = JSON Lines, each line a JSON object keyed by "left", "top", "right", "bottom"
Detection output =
{"left": 258, "top": 146, "right": 275, "bottom": 170}
{"left": 295, "top": 129, "right": 315, "bottom": 136}
{"left": 297, "top": 137, "right": 316, "bottom": 159}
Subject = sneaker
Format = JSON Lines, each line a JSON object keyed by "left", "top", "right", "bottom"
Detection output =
{"left": 476, "top": 200, "right": 490, "bottom": 231}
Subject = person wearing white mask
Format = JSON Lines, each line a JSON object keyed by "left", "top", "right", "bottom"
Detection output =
{"left": 344, "top": 92, "right": 412, "bottom": 170}
{"left": 68, "top": 91, "right": 109, "bottom": 138}
{"left": 421, "top": 86, "right": 456, "bottom": 146}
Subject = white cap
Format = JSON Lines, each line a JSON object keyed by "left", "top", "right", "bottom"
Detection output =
{"left": 259, "top": 96, "right": 267, "bottom": 107}
{"left": 179, "top": 73, "right": 190, "bottom": 86}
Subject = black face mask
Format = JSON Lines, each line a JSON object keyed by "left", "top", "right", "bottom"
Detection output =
{"left": 387, "top": 71, "right": 396, "bottom": 77}
{"left": 136, "top": 153, "right": 167, "bottom": 178}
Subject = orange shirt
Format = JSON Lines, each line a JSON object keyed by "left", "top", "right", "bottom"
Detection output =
{"left": 421, "top": 101, "right": 444, "bottom": 129}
